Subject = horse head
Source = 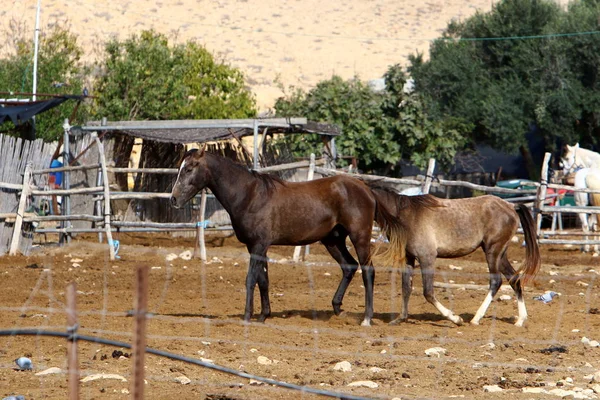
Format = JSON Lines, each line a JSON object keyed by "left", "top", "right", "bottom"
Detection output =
{"left": 170, "top": 144, "right": 209, "bottom": 209}
{"left": 560, "top": 143, "right": 581, "bottom": 174}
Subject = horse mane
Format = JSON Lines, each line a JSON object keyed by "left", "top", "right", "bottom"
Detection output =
{"left": 181, "top": 149, "right": 286, "bottom": 192}
{"left": 249, "top": 169, "right": 287, "bottom": 191}
{"left": 369, "top": 184, "right": 442, "bottom": 210}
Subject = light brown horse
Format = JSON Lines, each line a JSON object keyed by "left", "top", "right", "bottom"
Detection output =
{"left": 170, "top": 148, "right": 403, "bottom": 326}
{"left": 371, "top": 188, "right": 541, "bottom": 327}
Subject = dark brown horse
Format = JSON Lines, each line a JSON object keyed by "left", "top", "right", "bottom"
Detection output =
{"left": 371, "top": 187, "right": 541, "bottom": 327}
{"left": 170, "top": 149, "right": 402, "bottom": 325}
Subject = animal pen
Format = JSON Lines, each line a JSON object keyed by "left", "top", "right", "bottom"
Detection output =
{"left": 1, "top": 118, "right": 600, "bottom": 259}
{"left": 2, "top": 125, "right": 600, "bottom": 399}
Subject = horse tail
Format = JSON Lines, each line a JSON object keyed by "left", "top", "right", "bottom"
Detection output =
{"left": 371, "top": 189, "right": 407, "bottom": 269}
{"left": 511, "top": 204, "right": 541, "bottom": 288}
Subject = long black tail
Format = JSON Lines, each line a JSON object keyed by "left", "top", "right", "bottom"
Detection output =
{"left": 512, "top": 204, "right": 541, "bottom": 287}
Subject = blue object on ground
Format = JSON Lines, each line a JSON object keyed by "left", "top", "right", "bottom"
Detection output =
{"left": 14, "top": 357, "right": 32, "bottom": 370}
{"left": 50, "top": 160, "right": 63, "bottom": 186}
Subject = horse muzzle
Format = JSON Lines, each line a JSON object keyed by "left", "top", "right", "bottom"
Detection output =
{"left": 170, "top": 196, "right": 180, "bottom": 209}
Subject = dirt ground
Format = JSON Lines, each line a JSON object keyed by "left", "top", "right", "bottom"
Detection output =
{"left": 0, "top": 231, "right": 599, "bottom": 400}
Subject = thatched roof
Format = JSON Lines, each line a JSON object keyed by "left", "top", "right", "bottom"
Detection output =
{"left": 73, "top": 118, "right": 340, "bottom": 143}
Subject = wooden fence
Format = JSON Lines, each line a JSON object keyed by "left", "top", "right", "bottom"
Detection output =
{"left": 0, "top": 134, "right": 58, "bottom": 255}
{"left": 2, "top": 130, "right": 600, "bottom": 259}
{"left": 0, "top": 128, "right": 325, "bottom": 259}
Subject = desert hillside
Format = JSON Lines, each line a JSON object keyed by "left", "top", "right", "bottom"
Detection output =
{"left": 4, "top": 0, "right": 568, "bottom": 111}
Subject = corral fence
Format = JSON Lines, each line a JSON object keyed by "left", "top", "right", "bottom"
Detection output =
{"left": 1, "top": 124, "right": 599, "bottom": 258}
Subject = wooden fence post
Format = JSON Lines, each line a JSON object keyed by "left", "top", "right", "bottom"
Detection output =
{"left": 66, "top": 282, "right": 79, "bottom": 400}
{"left": 535, "top": 152, "right": 552, "bottom": 238}
{"left": 293, "top": 153, "right": 316, "bottom": 262}
{"left": 9, "top": 163, "right": 32, "bottom": 256}
{"left": 92, "top": 133, "right": 116, "bottom": 260}
{"left": 193, "top": 189, "right": 207, "bottom": 261}
{"left": 422, "top": 158, "right": 436, "bottom": 194}
{"left": 131, "top": 266, "right": 149, "bottom": 400}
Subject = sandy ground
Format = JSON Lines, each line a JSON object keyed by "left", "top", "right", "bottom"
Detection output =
{"left": 0, "top": 232, "right": 599, "bottom": 399}
{"left": 3, "top": 0, "right": 569, "bottom": 110}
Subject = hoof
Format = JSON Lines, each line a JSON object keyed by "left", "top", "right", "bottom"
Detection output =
{"left": 451, "top": 316, "right": 464, "bottom": 326}
{"left": 389, "top": 317, "right": 407, "bottom": 326}
{"left": 514, "top": 320, "right": 525, "bottom": 328}
{"left": 332, "top": 304, "right": 343, "bottom": 316}
{"left": 360, "top": 319, "right": 371, "bottom": 327}
{"left": 470, "top": 319, "right": 480, "bottom": 326}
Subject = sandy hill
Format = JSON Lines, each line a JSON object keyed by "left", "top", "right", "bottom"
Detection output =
{"left": 3, "top": 0, "right": 568, "bottom": 112}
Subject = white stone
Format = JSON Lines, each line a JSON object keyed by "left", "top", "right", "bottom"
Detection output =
{"left": 80, "top": 373, "right": 127, "bottom": 383}
{"left": 179, "top": 250, "right": 192, "bottom": 260}
{"left": 165, "top": 253, "right": 178, "bottom": 261}
{"left": 549, "top": 279, "right": 556, "bottom": 284}
{"left": 577, "top": 281, "right": 590, "bottom": 287}
{"left": 483, "top": 385, "right": 503, "bottom": 392}
{"left": 573, "top": 329, "right": 580, "bottom": 333}
{"left": 200, "top": 357, "right": 214, "bottom": 364}
{"left": 347, "top": 380, "right": 378, "bottom": 389}
{"left": 257, "top": 356, "right": 272, "bottom": 365}
{"left": 333, "top": 361, "right": 352, "bottom": 372}
{"left": 151, "top": 266, "right": 161, "bottom": 270}
{"left": 70, "top": 258, "right": 83, "bottom": 263}
{"left": 590, "top": 341, "right": 600, "bottom": 347}
{"left": 250, "top": 348, "right": 258, "bottom": 353}
{"left": 425, "top": 347, "right": 447, "bottom": 357}
{"left": 582, "top": 337, "right": 591, "bottom": 345}
{"left": 480, "top": 343, "right": 495, "bottom": 350}
{"left": 593, "top": 371, "right": 600, "bottom": 382}
{"left": 380, "top": 349, "right": 387, "bottom": 354}
{"left": 498, "top": 295, "right": 512, "bottom": 301}
{"left": 514, "top": 358, "right": 528, "bottom": 363}
{"left": 448, "top": 264, "right": 462, "bottom": 270}
{"left": 72, "top": 263, "right": 81, "bottom": 268}
{"left": 324, "top": 272, "right": 331, "bottom": 276}
{"left": 35, "top": 367, "right": 62, "bottom": 376}
{"left": 121, "top": 388, "right": 129, "bottom": 394}
{"left": 175, "top": 375, "right": 191, "bottom": 385}
{"left": 591, "top": 384, "right": 600, "bottom": 394}
{"left": 201, "top": 341, "right": 211, "bottom": 346}
{"left": 249, "top": 379, "right": 264, "bottom": 386}
{"left": 369, "top": 367, "right": 385, "bottom": 373}
{"left": 522, "top": 387, "right": 546, "bottom": 394}
{"left": 549, "top": 270, "right": 559, "bottom": 276}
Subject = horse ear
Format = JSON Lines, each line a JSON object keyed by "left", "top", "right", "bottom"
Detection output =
{"left": 574, "top": 143, "right": 580, "bottom": 149}
{"left": 199, "top": 143, "right": 207, "bottom": 157}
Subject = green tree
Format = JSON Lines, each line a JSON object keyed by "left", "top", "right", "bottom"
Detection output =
{"left": 0, "top": 23, "right": 89, "bottom": 141}
{"left": 409, "top": 0, "right": 600, "bottom": 174}
{"left": 274, "top": 70, "right": 465, "bottom": 174}
{"left": 93, "top": 30, "right": 256, "bottom": 120}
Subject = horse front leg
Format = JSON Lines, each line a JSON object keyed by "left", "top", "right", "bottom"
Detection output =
{"left": 390, "top": 257, "right": 415, "bottom": 325}
{"left": 579, "top": 212, "right": 591, "bottom": 253}
{"left": 421, "top": 257, "right": 463, "bottom": 326}
{"left": 245, "top": 245, "right": 271, "bottom": 322}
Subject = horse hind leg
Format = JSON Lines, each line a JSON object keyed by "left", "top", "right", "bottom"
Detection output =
{"left": 498, "top": 254, "right": 528, "bottom": 327}
{"left": 471, "top": 248, "right": 504, "bottom": 326}
{"left": 245, "top": 244, "right": 271, "bottom": 323}
{"left": 420, "top": 256, "right": 463, "bottom": 325}
{"left": 322, "top": 231, "right": 358, "bottom": 317}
